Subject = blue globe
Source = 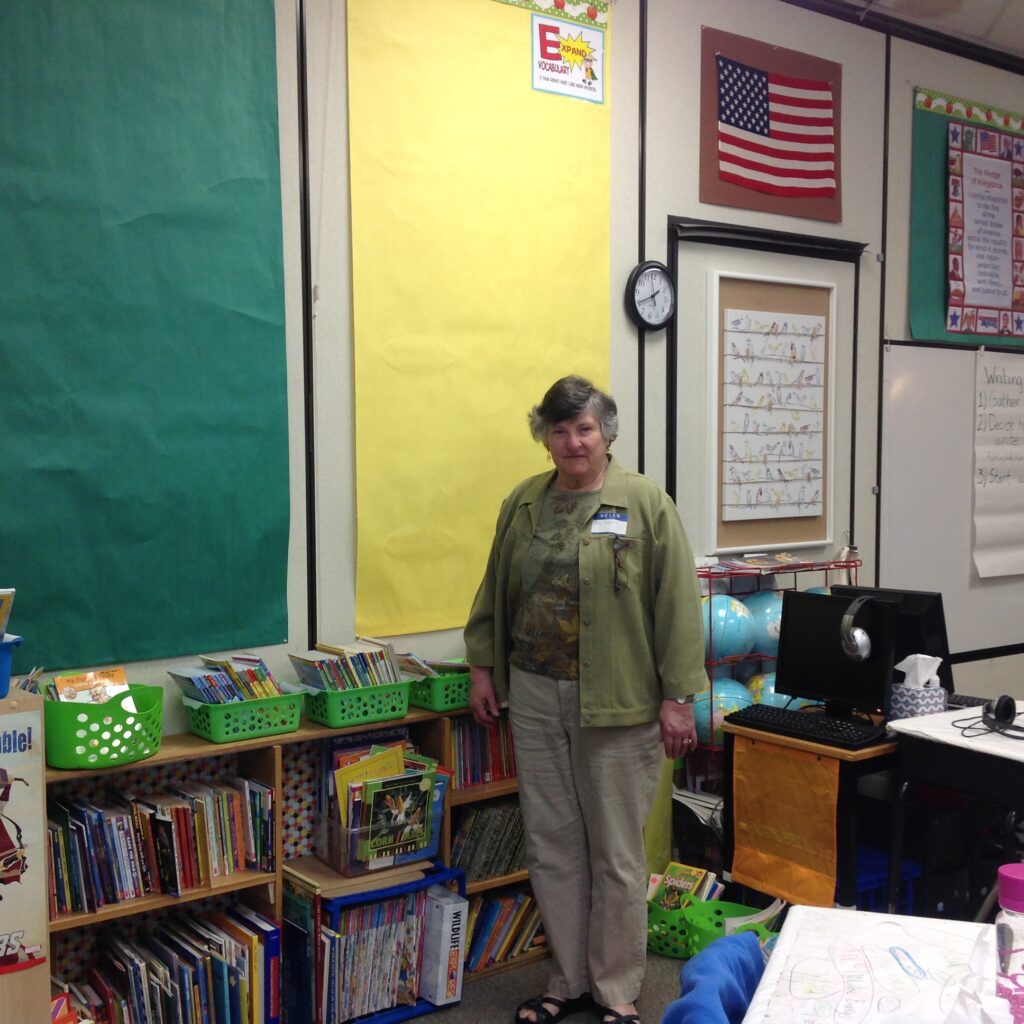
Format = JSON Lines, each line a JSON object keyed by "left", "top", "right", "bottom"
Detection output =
{"left": 692, "top": 680, "right": 754, "bottom": 747}
{"left": 709, "top": 664, "right": 736, "bottom": 682}
{"left": 742, "top": 590, "right": 784, "bottom": 657}
{"left": 701, "top": 595, "right": 756, "bottom": 660}
{"left": 805, "top": 586, "right": 830, "bottom": 595}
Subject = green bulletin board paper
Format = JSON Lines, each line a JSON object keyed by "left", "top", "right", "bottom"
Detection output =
{"left": 0, "top": 0, "right": 289, "bottom": 672}
{"left": 909, "top": 105, "right": 1024, "bottom": 347}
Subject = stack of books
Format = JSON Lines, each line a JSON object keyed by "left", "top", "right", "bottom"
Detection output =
{"left": 450, "top": 798, "right": 526, "bottom": 881}
{"left": 325, "top": 740, "right": 445, "bottom": 874}
{"left": 464, "top": 889, "right": 544, "bottom": 973}
{"left": 450, "top": 713, "right": 517, "bottom": 789}
{"left": 647, "top": 860, "right": 724, "bottom": 913}
{"left": 289, "top": 637, "right": 402, "bottom": 691}
{"left": 56, "top": 907, "right": 280, "bottom": 1024}
{"left": 168, "top": 653, "right": 282, "bottom": 704}
{"left": 46, "top": 775, "right": 274, "bottom": 916}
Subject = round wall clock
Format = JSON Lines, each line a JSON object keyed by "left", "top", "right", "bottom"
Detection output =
{"left": 625, "top": 260, "right": 675, "bottom": 330}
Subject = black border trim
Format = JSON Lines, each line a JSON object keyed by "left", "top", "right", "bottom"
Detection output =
{"left": 779, "top": 0, "right": 1024, "bottom": 76}
{"left": 296, "top": 0, "right": 318, "bottom": 649}
{"left": 951, "top": 643, "right": 1024, "bottom": 665}
{"left": 637, "top": 0, "right": 649, "bottom": 473}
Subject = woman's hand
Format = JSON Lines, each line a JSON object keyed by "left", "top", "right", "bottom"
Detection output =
{"left": 469, "top": 665, "right": 501, "bottom": 728}
{"left": 660, "top": 698, "right": 698, "bottom": 759}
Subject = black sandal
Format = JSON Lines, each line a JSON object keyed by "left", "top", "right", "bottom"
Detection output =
{"left": 513, "top": 993, "right": 594, "bottom": 1024}
{"left": 600, "top": 1010, "right": 641, "bottom": 1024}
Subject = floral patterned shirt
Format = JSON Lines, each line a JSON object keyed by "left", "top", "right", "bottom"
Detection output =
{"left": 509, "top": 487, "right": 602, "bottom": 680}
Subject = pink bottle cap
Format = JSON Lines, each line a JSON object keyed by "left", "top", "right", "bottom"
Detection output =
{"left": 999, "top": 864, "right": 1024, "bottom": 913}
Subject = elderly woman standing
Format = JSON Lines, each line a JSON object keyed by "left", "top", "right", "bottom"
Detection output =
{"left": 464, "top": 376, "right": 708, "bottom": 1024}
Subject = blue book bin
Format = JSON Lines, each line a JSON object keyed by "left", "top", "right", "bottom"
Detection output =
{"left": 0, "top": 635, "right": 23, "bottom": 699}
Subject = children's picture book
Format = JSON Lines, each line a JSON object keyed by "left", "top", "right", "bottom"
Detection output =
{"left": 52, "top": 666, "right": 132, "bottom": 707}
{"left": 649, "top": 861, "right": 712, "bottom": 911}
{"left": 0, "top": 588, "right": 14, "bottom": 636}
{"left": 359, "top": 771, "right": 433, "bottom": 862}
{"left": 333, "top": 746, "right": 405, "bottom": 826}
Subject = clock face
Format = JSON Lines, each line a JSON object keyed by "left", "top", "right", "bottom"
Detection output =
{"left": 628, "top": 261, "right": 675, "bottom": 329}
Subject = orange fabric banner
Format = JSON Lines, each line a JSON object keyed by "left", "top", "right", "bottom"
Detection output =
{"left": 731, "top": 735, "right": 839, "bottom": 906}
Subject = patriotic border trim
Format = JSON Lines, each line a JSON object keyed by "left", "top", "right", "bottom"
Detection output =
{"left": 491, "top": 0, "right": 610, "bottom": 28}
{"left": 916, "top": 86, "right": 1024, "bottom": 137}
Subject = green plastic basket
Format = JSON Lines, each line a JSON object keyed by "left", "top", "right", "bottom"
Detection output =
{"left": 304, "top": 679, "right": 410, "bottom": 728}
{"left": 45, "top": 683, "right": 164, "bottom": 769}
{"left": 647, "top": 899, "right": 779, "bottom": 959}
{"left": 184, "top": 692, "right": 303, "bottom": 743}
{"left": 407, "top": 672, "right": 470, "bottom": 711}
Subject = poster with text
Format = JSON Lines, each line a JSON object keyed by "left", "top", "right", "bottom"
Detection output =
{"left": 531, "top": 12, "right": 604, "bottom": 103}
{"left": 973, "top": 349, "right": 1024, "bottom": 577}
{"left": 0, "top": 704, "right": 47, "bottom": 976}
{"left": 947, "top": 119, "right": 1024, "bottom": 337}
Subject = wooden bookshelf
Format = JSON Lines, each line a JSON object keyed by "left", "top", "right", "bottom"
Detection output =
{"left": 42, "top": 701, "right": 540, "bottom": 1010}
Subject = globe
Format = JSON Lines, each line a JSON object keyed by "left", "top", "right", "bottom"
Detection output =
{"left": 701, "top": 595, "right": 756, "bottom": 660}
{"left": 692, "top": 680, "right": 754, "bottom": 747}
{"left": 805, "top": 586, "right": 831, "bottom": 595}
{"left": 742, "top": 590, "right": 784, "bottom": 657}
{"left": 709, "top": 664, "right": 736, "bottom": 682}
{"left": 746, "top": 671, "right": 815, "bottom": 710}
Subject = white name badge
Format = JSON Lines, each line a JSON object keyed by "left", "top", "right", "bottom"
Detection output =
{"left": 591, "top": 511, "right": 627, "bottom": 535}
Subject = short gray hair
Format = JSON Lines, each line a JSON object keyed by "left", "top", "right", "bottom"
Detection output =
{"left": 528, "top": 375, "right": 618, "bottom": 444}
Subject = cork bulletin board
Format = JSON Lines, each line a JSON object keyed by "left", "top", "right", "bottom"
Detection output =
{"left": 713, "top": 274, "right": 834, "bottom": 552}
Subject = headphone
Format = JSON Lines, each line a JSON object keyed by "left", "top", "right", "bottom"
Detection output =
{"left": 982, "top": 694, "right": 1024, "bottom": 736}
{"left": 840, "top": 596, "right": 873, "bottom": 662}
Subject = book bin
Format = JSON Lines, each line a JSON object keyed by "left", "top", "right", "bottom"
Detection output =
{"left": 303, "top": 679, "right": 411, "bottom": 728}
{"left": 44, "top": 683, "right": 164, "bottom": 769}
{"left": 183, "top": 692, "right": 303, "bottom": 743}
{"left": 647, "top": 899, "right": 779, "bottom": 959}
{"left": 407, "top": 673, "right": 470, "bottom": 712}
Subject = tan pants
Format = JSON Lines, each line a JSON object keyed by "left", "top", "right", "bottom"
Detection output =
{"left": 509, "top": 667, "right": 663, "bottom": 1008}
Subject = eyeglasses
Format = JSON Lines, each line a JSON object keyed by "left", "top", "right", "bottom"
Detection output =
{"left": 613, "top": 539, "right": 633, "bottom": 592}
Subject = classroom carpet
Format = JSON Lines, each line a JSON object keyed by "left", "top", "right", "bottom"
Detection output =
{"left": 438, "top": 952, "right": 684, "bottom": 1023}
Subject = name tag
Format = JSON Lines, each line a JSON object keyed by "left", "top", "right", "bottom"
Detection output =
{"left": 591, "top": 511, "right": 627, "bottom": 535}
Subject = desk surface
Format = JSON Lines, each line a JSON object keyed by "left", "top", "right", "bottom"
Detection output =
{"left": 888, "top": 702, "right": 1024, "bottom": 762}
{"left": 743, "top": 905, "right": 991, "bottom": 1024}
{"left": 724, "top": 721, "right": 897, "bottom": 762}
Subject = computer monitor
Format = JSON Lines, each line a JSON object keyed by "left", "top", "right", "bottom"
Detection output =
{"left": 773, "top": 590, "right": 897, "bottom": 719}
{"left": 830, "top": 585, "right": 953, "bottom": 694}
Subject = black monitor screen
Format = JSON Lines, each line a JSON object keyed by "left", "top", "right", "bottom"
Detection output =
{"left": 774, "top": 590, "right": 896, "bottom": 718}
{"left": 830, "top": 585, "right": 953, "bottom": 694}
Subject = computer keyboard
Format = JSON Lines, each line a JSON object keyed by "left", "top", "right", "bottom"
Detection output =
{"left": 725, "top": 704, "right": 890, "bottom": 750}
{"left": 946, "top": 692, "right": 989, "bottom": 709}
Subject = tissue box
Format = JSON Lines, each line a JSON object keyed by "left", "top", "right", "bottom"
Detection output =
{"left": 889, "top": 683, "right": 947, "bottom": 720}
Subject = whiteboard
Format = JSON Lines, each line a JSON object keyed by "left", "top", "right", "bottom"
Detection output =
{"left": 880, "top": 343, "right": 1024, "bottom": 653}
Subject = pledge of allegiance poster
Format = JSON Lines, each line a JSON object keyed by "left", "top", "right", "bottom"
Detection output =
{"left": 947, "top": 119, "right": 1024, "bottom": 336}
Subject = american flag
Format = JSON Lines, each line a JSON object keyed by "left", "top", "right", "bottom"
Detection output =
{"left": 978, "top": 130, "right": 999, "bottom": 155}
{"left": 716, "top": 55, "right": 836, "bottom": 198}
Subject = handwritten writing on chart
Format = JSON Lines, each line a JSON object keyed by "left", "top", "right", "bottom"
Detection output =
{"left": 973, "top": 350, "right": 1024, "bottom": 577}
{"left": 722, "top": 309, "right": 826, "bottom": 522}
{"left": 742, "top": 905, "right": 986, "bottom": 1024}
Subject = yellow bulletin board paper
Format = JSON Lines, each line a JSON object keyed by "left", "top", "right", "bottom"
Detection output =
{"left": 348, "top": 0, "right": 611, "bottom": 636}
{"left": 731, "top": 735, "right": 839, "bottom": 907}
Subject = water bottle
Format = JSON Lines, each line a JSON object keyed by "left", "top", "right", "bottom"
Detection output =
{"left": 996, "top": 863, "right": 1024, "bottom": 1021}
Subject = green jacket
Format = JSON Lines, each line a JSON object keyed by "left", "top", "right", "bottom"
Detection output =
{"left": 464, "top": 457, "right": 709, "bottom": 726}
